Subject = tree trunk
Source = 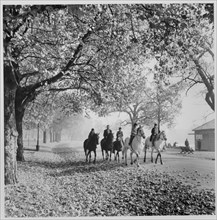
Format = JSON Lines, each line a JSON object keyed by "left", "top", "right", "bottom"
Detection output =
{"left": 193, "top": 59, "right": 215, "bottom": 111}
{"left": 56, "top": 130, "right": 62, "bottom": 142}
{"left": 157, "top": 108, "right": 161, "bottom": 131}
{"left": 43, "top": 131, "right": 47, "bottom": 143}
{"left": 53, "top": 130, "right": 56, "bottom": 142}
{"left": 205, "top": 90, "right": 215, "bottom": 111}
{"left": 15, "top": 88, "right": 26, "bottom": 161}
{"left": 50, "top": 129, "right": 53, "bottom": 142}
{"left": 4, "top": 62, "right": 18, "bottom": 184}
{"left": 15, "top": 106, "right": 25, "bottom": 161}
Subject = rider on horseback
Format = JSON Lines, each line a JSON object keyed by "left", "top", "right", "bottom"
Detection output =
{"left": 88, "top": 128, "right": 95, "bottom": 139}
{"left": 86, "top": 128, "right": 95, "bottom": 147}
{"left": 103, "top": 125, "right": 112, "bottom": 141}
{"left": 150, "top": 123, "right": 160, "bottom": 147}
{"left": 116, "top": 127, "right": 123, "bottom": 140}
{"left": 129, "top": 122, "right": 138, "bottom": 147}
{"left": 116, "top": 127, "right": 124, "bottom": 145}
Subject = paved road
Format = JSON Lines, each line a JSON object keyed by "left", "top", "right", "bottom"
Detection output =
{"left": 38, "top": 141, "right": 215, "bottom": 191}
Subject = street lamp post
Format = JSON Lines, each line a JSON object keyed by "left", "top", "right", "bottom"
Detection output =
{"left": 36, "top": 123, "right": 40, "bottom": 151}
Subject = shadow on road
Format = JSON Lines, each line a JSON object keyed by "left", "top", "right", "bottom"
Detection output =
{"left": 50, "top": 160, "right": 126, "bottom": 177}
{"left": 24, "top": 156, "right": 126, "bottom": 177}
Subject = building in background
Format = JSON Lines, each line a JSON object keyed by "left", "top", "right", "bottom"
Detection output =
{"left": 192, "top": 119, "right": 215, "bottom": 151}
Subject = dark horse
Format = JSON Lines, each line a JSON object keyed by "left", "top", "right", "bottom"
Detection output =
{"left": 113, "top": 137, "right": 124, "bottom": 162}
{"left": 83, "top": 133, "right": 99, "bottom": 164}
{"left": 100, "top": 132, "right": 114, "bottom": 161}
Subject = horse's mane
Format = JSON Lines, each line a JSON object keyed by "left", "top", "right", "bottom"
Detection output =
{"left": 136, "top": 126, "right": 142, "bottom": 134}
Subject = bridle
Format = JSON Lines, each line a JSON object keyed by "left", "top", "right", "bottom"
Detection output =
{"left": 136, "top": 128, "right": 145, "bottom": 139}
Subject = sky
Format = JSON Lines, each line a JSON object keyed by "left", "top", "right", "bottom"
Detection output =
{"left": 165, "top": 85, "right": 215, "bottom": 147}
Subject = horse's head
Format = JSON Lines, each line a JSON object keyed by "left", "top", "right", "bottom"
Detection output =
{"left": 159, "top": 131, "right": 167, "bottom": 141}
{"left": 137, "top": 127, "right": 146, "bottom": 139}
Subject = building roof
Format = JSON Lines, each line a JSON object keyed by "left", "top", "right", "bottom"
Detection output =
{"left": 193, "top": 119, "right": 215, "bottom": 131}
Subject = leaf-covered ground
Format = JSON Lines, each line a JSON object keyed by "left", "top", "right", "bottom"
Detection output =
{"left": 5, "top": 150, "right": 215, "bottom": 217}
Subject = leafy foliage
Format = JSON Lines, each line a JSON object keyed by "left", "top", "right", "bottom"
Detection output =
{"left": 135, "top": 4, "right": 214, "bottom": 110}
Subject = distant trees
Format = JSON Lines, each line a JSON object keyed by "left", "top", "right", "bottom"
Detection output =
{"left": 96, "top": 60, "right": 182, "bottom": 130}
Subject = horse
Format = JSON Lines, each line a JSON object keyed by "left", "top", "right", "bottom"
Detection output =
{"left": 113, "top": 137, "right": 124, "bottom": 162}
{"left": 123, "top": 127, "right": 146, "bottom": 167}
{"left": 143, "top": 131, "right": 167, "bottom": 164}
{"left": 83, "top": 133, "right": 99, "bottom": 164}
{"left": 100, "top": 132, "right": 114, "bottom": 161}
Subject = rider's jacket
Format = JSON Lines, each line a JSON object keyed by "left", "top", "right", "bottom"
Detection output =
{"left": 103, "top": 129, "right": 112, "bottom": 139}
{"left": 116, "top": 130, "right": 123, "bottom": 140}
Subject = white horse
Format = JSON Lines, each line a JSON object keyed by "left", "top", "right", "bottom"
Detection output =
{"left": 123, "top": 127, "right": 146, "bottom": 167}
{"left": 143, "top": 131, "right": 167, "bottom": 164}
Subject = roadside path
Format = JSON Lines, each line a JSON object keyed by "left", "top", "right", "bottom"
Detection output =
{"left": 30, "top": 141, "right": 216, "bottom": 191}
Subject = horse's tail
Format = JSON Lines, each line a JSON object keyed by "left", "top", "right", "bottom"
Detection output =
{"left": 84, "top": 139, "right": 88, "bottom": 156}
{"left": 84, "top": 139, "right": 87, "bottom": 149}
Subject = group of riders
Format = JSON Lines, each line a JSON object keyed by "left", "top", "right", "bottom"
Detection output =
{"left": 88, "top": 122, "right": 160, "bottom": 148}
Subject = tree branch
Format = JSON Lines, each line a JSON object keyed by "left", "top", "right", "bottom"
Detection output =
{"left": 20, "top": 71, "right": 41, "bottom": 80}
{"left": 185, "top": 82, "right": 198, "bottom": 95}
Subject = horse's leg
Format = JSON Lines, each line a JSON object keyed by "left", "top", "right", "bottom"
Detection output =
{"left": 144, "top": 147, "right": 147, "bottom": 163}
{"left": 86, "top": 150, "right": 89, "bottom": 162}
{"left": 125, "top": 149, "right": 128, "bottom": 166}
{"left": 135, "top": 152, "right": 139, "bottom": 167}
{"left": 160, "top": 152, "right": 163, "bottom": 165}
{"left": 109, "top": 150, "right": 112, "bottom": 161}
{"left": 114, "top": 150, "right": 117, "bottom": 161}
{"left": 151, "top": 148, "right": 154, "bottom": 163}
{"left": 89, "top": 150, "right": 92, "bottom": 163}
{"left": 102, "top": 149, "right": 104, "bottom": 160}
{"left": 137, "top": 153, "right": 140, "bottom": 167}
{"left": 86, "top": 150, "right": 91, "bottom": 163}
{"left": 93, "top": 150, "right": 96, "bottom": 164}
{"left": 130, "top": 151, "right": 133, "bottom": 165}
{"left": 105, "top": 150, "right": 108, "bottom": 160}
{"left": 117, "top": 152, "right": 120, "bottom": 162}
{"left": 155, "top": 152, "right": 159, "bottom": 164}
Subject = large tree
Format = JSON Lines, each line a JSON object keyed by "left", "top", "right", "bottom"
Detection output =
{"left": 133, "top": 3, "right": 214, "bottom": 110}
{"left": 3, "top": 4, "right": 141, "bottom": 183}
{"left": 4, "top": 5, "right": 128, "bottom": 162}
{"left": 107, "top": 62, "right": 155, "bottom": 126}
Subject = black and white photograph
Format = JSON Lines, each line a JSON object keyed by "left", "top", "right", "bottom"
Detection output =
{"left": 1, "top": 1, "right": 216, "bottom": 219}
